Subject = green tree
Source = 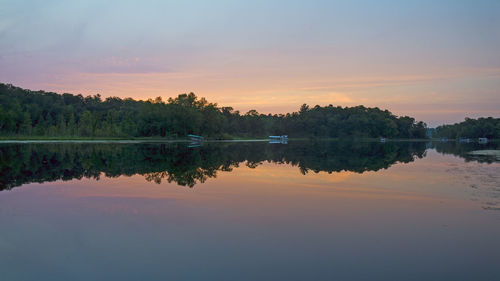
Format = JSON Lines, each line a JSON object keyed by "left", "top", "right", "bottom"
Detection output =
{"left": 20, "top": 112, "right": 32, "bottom": 135}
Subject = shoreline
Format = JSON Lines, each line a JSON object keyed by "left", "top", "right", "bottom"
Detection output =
{"left": 0, "top": 137, "right": 496, "bottom": 144}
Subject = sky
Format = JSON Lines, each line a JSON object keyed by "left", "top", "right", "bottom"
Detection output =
{"left": 0, "top": 0, "right": 499, "bottom": 126}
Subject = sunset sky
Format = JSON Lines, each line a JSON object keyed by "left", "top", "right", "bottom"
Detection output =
{"left": 1, "top": 0, "right": 499, "bottom": 126}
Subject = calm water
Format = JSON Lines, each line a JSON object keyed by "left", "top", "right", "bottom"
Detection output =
{"left": 1, "top": 141, "right": 499, "bottom": 281}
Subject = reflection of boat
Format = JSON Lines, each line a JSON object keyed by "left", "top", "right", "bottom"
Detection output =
{"left": 269, "top": 135, "right": 288, "bottom": 144}
{"left": 269, "top": 139, "right": 288, "bottom": 144}
{"left": 478, "top": 138, "right": 488, "bottom": 144}
{"left": 187, "top": 134, "right": 204, "bottom": 148}
{"left": 187, "top": 142, "right": 203, "bottom": 148}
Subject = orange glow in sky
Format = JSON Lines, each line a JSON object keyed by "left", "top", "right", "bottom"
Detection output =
{"left": 1, "top": 1, "right": 499, "bottom": 126}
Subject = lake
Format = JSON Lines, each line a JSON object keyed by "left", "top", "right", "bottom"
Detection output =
{"left": 1, "top": 140, "right": 499, "bottom": 281}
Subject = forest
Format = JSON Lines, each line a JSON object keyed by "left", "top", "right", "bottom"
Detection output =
{"left": 0, "top": 83, "right": 428, "bottom": 139}
{"left": 435, "top": 117, "right": 500, "bottom": 139}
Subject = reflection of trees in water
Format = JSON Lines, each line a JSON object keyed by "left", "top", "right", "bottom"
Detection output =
{"left": 0, "top": 141, "right": 429, "bottom": 190}
{"left": 432, "top": 141, "right": 500, "bottom": 164}
{"left": 144, "top": 168, "right": 216, "bottom": 186}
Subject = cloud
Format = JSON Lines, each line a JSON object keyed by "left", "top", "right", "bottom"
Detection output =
{"left": 80, "top": 56, "right": 172, "bottom": 74}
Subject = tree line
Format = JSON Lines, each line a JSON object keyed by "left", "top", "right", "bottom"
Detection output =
{"left": 435, "top": 117, "right": 500, "bottom": 139}
{"left": 0, "top": 83, "right": 428, "bottom": 138}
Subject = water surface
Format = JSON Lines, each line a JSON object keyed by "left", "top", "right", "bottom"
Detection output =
{"left": 1, "top": 141, "right": 499, "bottom": 281}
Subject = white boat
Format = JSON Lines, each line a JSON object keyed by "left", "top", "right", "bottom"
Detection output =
{"left": 269, "top": 135, "right": 288, "bottom": 144}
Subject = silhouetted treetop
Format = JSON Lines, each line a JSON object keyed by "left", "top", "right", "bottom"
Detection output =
{"left": 0, "top": 82, "right": 428, "bottom": 138}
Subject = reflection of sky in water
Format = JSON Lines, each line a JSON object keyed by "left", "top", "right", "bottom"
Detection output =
{"left": 0, "top": 148, "right": 500, "bottom": 280}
